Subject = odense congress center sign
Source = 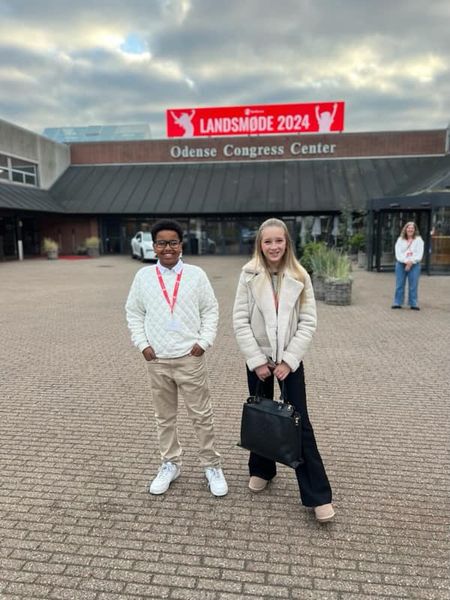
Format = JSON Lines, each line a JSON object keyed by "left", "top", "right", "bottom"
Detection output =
{"left": 169, "top": 142, "right": 337, "bottom": 159}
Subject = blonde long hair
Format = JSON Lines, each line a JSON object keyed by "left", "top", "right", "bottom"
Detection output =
{"left": 253, "top": 218, "right": 306, "bottom": 283}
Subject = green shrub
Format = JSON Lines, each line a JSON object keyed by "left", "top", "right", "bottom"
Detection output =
{"left": 309, "top": 244, "right": 330, "bottom": 277}
{"left": 42, "top": 237, "right": 58, "bottom": 252}
{"left": 325, "top": 248, "right": 352, "bottom": 281}
{"left": 85, "top": 236, "right": 100, "bottom": 248}
{"left": 349, "top": 232, "right": 365, "bottom": 252}
{"left": 299, "top": 241, "right": 327, "bottom": 273}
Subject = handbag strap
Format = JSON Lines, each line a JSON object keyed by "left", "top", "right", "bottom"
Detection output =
{"left": 279, "top": 380, "right": 287, "bottom": 403}
{"left": 254, "top": 378, "right": 288, "bottom": 404}
{"left": 254, "top": 379, "right": 266, "bottom": 399}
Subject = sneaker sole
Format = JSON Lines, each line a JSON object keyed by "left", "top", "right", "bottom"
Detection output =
{"left": 205, "top": 476, "right": 228, "bottom": 497}
{"left": 209, "top": 487, "right": 228, "bottom": 497}
{"left": 149, "top": 471, "right": 180, "bottom": 495}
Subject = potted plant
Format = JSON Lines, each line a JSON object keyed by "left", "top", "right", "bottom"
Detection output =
{"left": 42, "top": 237, "right": 58, "bottom": 260}
{"left": 299, "top": 241, "right": 326, "bottom": 274}
{"left": 349, "top": 232, "right": 366, "bottom": 268}
{"left": 324, "top": 250, "right": 353, "bottom": 305}
{"left": 85, "top": 236, "right": 100, "bottom": 257}
{"left": 309, "top": 244, "right": 330, "bottom": 301}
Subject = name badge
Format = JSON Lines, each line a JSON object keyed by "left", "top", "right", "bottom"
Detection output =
{"left": 167, "top": 317, "right": 182, "bottom": 332}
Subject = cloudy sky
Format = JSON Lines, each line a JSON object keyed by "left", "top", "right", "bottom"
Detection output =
{"left": 1, "top": 0, "right": 449, "bottom": 139}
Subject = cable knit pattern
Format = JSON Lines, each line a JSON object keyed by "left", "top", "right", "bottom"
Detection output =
{"left": 125, "top": 263, "right": 218, "bottom": 357}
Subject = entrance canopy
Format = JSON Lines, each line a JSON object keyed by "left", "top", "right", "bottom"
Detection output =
{"left": 369, "top": 191, "right": 450, "bottom": 212}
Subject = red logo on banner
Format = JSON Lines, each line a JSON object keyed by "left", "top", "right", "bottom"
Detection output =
{"left": 167, "top": 101, "right": 344, "bottom": 138}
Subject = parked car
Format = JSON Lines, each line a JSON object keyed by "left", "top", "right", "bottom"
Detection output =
{"left": 241, "top": 227, "right": 258, "bottom": 244}
{"left": 199, "top": 232, "right": 216, "bottom": 254}
{"left": 183, "top": 232, "right": 216, "bottom": 255}
{"left": 131, "top": 231, "right": 156, "bottom": 261}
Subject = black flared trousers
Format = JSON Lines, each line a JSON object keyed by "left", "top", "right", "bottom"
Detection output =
{"left": 246, "top": 363, "right": 332, "bottom": 507}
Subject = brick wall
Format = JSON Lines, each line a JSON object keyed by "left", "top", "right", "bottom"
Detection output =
{"left": 70, "top": 129, "right": 447, "bottom": 165}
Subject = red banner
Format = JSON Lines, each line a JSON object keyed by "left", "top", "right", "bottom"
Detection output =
{"left": 166, "top": 101, "right": 345, "bottom": 138}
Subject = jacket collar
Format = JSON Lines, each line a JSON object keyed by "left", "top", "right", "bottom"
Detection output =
{"left": 242, "top": 258, "right": 301, "bottom": 284}
{"left": 244, "top": 258, "right": 305, "bottom": 316}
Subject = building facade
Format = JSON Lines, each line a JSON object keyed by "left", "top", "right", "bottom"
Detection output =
{"left": 1, "top": 118, "right": 449, "bottom": 272}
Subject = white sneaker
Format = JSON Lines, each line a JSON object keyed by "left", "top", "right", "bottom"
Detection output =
{"left": 149, "top": 462, "right": 180, "bottom": 495}
{"left": 205, "top": 467, "right": 228, "bottom": 497}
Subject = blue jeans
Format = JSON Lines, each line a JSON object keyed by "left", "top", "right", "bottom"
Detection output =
{"left": 246, "top": 364, "right": 332, "bottom": 507}
{"left": 394, "top": 262, "right": 421, "bottom": 307}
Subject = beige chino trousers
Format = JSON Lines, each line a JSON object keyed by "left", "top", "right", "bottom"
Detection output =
{"left": 147, "top": 354, "right": 221, "bottom": 468}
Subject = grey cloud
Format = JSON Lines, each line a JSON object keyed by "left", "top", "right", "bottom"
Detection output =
{"left": 0, "top": 0, "right": 448, "bottom": 136}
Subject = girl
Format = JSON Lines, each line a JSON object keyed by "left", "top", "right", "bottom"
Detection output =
{"left": 233, "top": 218, "right": 334, "bottom": 522}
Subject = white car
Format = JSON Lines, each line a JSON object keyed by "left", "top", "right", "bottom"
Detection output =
{"left": 131, "top": 231, "right": 157, "bottom": 261}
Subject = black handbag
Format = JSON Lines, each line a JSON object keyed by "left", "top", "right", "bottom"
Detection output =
{"left": 238, "top": 380, "right": 303, "bottom": 468}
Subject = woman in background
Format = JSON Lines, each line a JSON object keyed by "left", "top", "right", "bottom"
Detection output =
{"left": 233, "top": 218, "right": 334, "bottom": 523}
{"left": 392, "top": 222, "right": 424, "bottom": 310}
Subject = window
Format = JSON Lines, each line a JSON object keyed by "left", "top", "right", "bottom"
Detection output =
{"left": 0, "top": 152, "right": 38, "bottom": 186}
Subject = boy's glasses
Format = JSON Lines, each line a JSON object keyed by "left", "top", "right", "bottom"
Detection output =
{"left": 154, "top": 240, "right": 181, "bottom": 249}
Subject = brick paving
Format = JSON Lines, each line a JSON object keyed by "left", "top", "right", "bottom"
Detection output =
{"left": 0, "top": 255, "right": 449, "bottom": 600}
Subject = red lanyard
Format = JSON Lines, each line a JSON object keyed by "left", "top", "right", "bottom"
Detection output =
{"left": 156, "top": 267, "right": 183, "bottom": 314}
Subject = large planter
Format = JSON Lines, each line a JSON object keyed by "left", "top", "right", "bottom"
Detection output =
{"left": 312, "top": 273, "right": 326, "bottom": 301}
{"left": 47, "top": 249, "right": 58, "bottom": 260}
{"left": 357, "top": 251, "right": 367, "bottom": 268}
{"left": 87, "top": 247, "right": 100, "bottom": 257}
{"left": 324, "top": 278, "right": 352, "bottom": 306}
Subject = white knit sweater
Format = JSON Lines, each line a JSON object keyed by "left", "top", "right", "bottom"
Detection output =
{"left": 125, "top": 261, "right": 218, "bottom": 358}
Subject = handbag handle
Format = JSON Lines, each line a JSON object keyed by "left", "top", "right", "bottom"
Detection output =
{"left": 254, "top": 378, "right": 288, "bottom": 404}
{"left": 279, "top": 380, "right": 287, "bottom": 403}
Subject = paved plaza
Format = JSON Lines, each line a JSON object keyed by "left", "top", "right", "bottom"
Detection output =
{"left": 0, "top": 255, "right": 449, "bottom": 600}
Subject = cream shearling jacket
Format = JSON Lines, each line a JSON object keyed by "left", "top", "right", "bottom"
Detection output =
{"left": 232, "top": 259, "right": 317, "bottom": 373}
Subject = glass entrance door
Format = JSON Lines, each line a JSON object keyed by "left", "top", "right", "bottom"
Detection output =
{"left": 0, "top": 216, "right": 17, "bottom": 259}
{"left": 430, "top": 207, "right": 450, "bottom": 272}
{"left": 374, "top": 210, "right": 431, "bottom": 272}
